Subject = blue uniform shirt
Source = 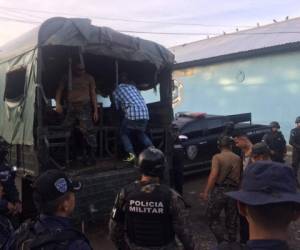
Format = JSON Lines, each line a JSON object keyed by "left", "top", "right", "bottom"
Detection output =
{"left": 246, "top": 240, "right": 290, "bottom": 250}
{"left": 0, "top": 198, "right": 8, "bottom": 213}
{"left": 4, "top": 215, "right": 92, "bottom": 250}
{"left": 0, "top": 215, "right": 14, "bottom": 248}
{"left": 35, "top": 215, "right": 92, "bottom": 250}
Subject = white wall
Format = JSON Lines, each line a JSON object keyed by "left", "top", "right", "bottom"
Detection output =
{"left": 173, "top": 50, "right": 300, "bottom": 139}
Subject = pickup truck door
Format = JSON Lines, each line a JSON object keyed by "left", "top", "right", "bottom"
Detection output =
{"left": 182, "top": 120, "right": 209, "bottom": 168}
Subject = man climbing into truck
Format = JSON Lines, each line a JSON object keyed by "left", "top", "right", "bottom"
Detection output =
{"left": 113, "top": 72, "right": 153, "bottom": 163}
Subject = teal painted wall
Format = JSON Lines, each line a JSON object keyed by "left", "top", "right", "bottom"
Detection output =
{"left": 173, "top": 51, "right": 300, "bottom": 139}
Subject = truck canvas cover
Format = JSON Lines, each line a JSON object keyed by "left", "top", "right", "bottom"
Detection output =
{"left": 0, "top": 17, "right": 174, "bottom": 145}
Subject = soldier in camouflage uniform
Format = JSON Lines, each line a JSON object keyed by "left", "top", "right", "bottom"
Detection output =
{"left": 0, "top": 138, "right": 21, "bottom": 247}
{"left": 56, "top": 63, "right": 98, "bottom": 165}
{"left": 109, "top": 147, "right": 196, "bottom": 250}
{"left": 200, "top": 136, "right": 242, "bottom": 245}
{"left": 289, "top": 116, "right": 300, "bottom": 179}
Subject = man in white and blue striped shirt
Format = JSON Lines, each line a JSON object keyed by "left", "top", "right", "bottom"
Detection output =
{"left": 113, "top": 73, "right": 153, "bottom": 162}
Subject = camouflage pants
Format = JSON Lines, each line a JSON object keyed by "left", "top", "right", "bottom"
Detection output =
{"left": 63, "top": 102, "right": 97, "bottom": 150}
{"left": 207, "top": 186, "right": 238, "bottom": 243}
{"left": 292, "top": 151, "right": 300, "bottom": 180}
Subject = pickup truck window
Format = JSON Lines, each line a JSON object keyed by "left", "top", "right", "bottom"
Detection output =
{"left": 207, "top": 119, "right": 225, "bottom": 135}
{"left": 4, "top": 67, "right": 26, "bottom": 103}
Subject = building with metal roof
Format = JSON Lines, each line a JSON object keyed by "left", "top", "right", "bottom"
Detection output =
{"left": 170, "top": 17, "right": 300, "bottom": 68}
{"left": 171, "top": 17, "right": 300, "bottom": 138}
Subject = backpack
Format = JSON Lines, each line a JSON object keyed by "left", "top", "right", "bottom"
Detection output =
{"left": 7, "top": 219, "right": 89, "bottom": 250}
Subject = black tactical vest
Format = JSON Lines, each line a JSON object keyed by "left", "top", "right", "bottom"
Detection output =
{"left": 291, "top": 128, "right": 300, "bottom": 150}
{"left": 266, "top": 132, "right": 285, "bottom": 152}
{"left": 125, "top": 182, "right": 175, "bottom": 247}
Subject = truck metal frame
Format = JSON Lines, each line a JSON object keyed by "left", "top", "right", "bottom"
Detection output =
{"left": 0, "top": 17, "right": 174, "bottom": 220}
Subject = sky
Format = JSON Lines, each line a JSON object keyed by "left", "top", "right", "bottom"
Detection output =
{"left": 0, "top": 0, "right": 300, "bottom": 48}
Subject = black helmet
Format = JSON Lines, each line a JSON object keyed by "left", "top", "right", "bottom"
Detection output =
{"left": 138, "top": 147, "right": 165, "bottom": 177}
{"left": 296, "top": 116, "right": 300, "bottom": 124}
{"left": 217, "top": 136, "right": 233, "bottom": 148}
{"left": 270, "top": 121, "right": 280, "bottom": 129}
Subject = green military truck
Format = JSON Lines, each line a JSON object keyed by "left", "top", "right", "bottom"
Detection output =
{"left": 0, "top": 17, "right": 174, "bottom": 221}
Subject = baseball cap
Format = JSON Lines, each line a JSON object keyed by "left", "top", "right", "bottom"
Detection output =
{"left": 33, "top": 170, "right": 82, "bottom": 202}
{"left": 226, "top": 161, "right": 300, "bottom": 205}
{"left": 251, "top": 142, "right": 270, "bottom": 156}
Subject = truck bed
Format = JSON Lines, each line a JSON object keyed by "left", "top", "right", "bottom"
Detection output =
{"left": 67, "top": 160, "right": 139, "bottom": 222}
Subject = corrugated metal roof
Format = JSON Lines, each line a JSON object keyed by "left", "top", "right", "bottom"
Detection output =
{"left": 170, "top": 17, "right": 300, "bottom": 65}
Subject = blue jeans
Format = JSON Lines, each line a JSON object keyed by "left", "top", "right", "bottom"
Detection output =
{"left": 120, "top": 119, "right": 153, "bottom": 154}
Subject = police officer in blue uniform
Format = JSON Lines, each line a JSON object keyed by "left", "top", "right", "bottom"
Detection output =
{"left": 289, "top": 116, "right": 300, "bottom": 179}
{"left": 0, "top": 138, "right": 21, "bottom": 209}
{"left": 4, "top": 170, "right": 92, "bottom": 250}
{"left": 0, "top": 171, "right": 15, "bottom": 248}
{"left": 109, "top": 147, "right": 196, "bottom": 250}
{"left": 217, "top": 161, "right": 300, "bottom": 250}
{"left": 0, "top": 138, "right": 21, "bottom": 247}
{"left": 262, "top": 121, "right": 286, "bottom": 163}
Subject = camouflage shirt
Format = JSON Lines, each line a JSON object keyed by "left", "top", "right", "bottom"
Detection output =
{"left": 109, "top": 180, "right": 197, "bottom": 250}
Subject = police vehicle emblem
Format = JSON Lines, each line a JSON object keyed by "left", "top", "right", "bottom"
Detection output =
{"left": 187, "top": 145, "right": 198, "bottom": 160}
{"left": 54, "top": 178, "right": 68, "bottom": 193}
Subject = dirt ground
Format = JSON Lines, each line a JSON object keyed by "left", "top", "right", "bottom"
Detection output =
{"left": 87, "top": 169, "right": 300, "bottom": 250}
